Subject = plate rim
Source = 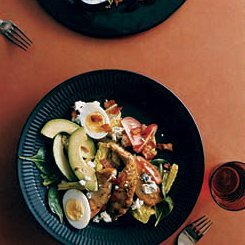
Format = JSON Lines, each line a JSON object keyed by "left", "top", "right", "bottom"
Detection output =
{"left": 37, "top": 0, "right": 187, "bottom": 38}
{"left": 17, "top": 69, "right": 204, "bottom": 245}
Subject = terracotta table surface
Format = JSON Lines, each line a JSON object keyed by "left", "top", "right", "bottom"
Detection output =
{"left": 0, "top": 0, "right": 244, "bottom": 244}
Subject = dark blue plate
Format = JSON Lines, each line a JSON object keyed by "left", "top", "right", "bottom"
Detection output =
{"left": 17, "top": 69, "right": 204, "bottom": 245}
{"left": 37, "top": 0, "right": 186, "bottom": 37}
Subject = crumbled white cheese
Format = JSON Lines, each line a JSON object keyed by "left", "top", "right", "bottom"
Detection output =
{"left": 87, "top": 161, "right": 96, "bottom": 168}
{"left": 131, "top": 198, "right": 144, "bottom": 210}
{"left": 86, "top": 192, "right": 92, "bottom": 199}
{"left": 93, "top": 215, "right": 100, "bottom": 223}
{"left": 74, "top": 101, "right": 85, "bottom": 111}
{"left": 100, "top": 211, "right": 112, "bottom": 223}
{"left": 93, "top": 211, "right": 112, "bottom": 223}
{"left": 74, "top": 100, "right": 100, "bottom": 114}
{"left": 79, "top": 180, "right": 87, "bottom": 186}
{"left": 114, "top": 185, "right": 119, "bottom": 190}
{"left": 142, "top": 182, "right": 158, "bottom": 194}
{"left": 111, "top": 126, "right": 124, "bottom": 141}
{"left": 140, "top": 173, "right": 158, "bottom": 194}
{"left": 84, "top": 176, "right": 91, "bottom": 181}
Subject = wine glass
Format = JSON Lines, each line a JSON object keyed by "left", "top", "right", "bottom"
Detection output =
{"left": 209, "top": 161, "right": 245, "bottom": 211}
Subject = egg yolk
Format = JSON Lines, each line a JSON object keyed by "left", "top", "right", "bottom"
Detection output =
{"left": 65, "top": 199, "right": 84, "bottom": 221}
{"left": 85, "top": 112, "right": 105, "bottom": 133}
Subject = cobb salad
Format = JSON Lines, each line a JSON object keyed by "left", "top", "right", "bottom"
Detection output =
{"left": 20, "top": 99, "right": 178, "bottom": 229}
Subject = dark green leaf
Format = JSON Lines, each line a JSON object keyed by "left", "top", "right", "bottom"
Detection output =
{"left": 48, "top": 186, "right": 63, "bottom": 223}
{"left": 19, "top": 147, "right": 51, "bottom": 175}
{"left": 41, "top": 173, "right": 60, "bottom": 186}
{"left": 151, "top": 158, "right": 169, "bottom": 165}
{"left": 154, "top": 196, "right": 174, "bottom": 227}
{"left": 159, "top": 163, "right": 163, "bottom": 176}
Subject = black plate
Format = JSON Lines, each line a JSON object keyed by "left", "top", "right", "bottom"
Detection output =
{"left": 17, "top": 69, "right": 204, "bottom": 245}
{"left": 37, "top": 0, "right": 186, "bottom": 37}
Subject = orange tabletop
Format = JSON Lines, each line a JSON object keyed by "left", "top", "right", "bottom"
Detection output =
{"left": 0, "top": 0, "right": 244, "bottom": 244}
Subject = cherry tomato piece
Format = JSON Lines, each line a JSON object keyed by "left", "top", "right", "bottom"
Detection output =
{"left": 121, "top": 117, "right": 143, "bottom": 149}
{"left": 135, "top": 156, "right": 162, "bottom": 184}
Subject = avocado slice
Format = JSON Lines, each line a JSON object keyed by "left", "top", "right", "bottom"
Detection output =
{"left": 41, "top": 119, "right": 80, "bottom": 139}
{"left": 53, "top": 134, "right": 77, "bottom": 181}
{"left": 68, "top": 128, "right": 98, "bottom": 191}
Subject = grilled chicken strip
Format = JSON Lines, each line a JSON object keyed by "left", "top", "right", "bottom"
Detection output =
{"left": 103, "top": 142, "right": 138, "bottom": 219}
{"left": 135, "top": 165, "right": 163, "bottom": 206}
{"left": 89, "top": 167, "right": 117, "bottom": 218}
{"left": 135, "top": 178, "right": 163, "bottom": 207}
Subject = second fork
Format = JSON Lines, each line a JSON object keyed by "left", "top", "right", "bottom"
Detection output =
{"left": 0, "top": 19, "right": 32, "bottom": 51}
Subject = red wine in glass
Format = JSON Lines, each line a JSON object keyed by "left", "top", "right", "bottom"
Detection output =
{"left": 209, "top": 161, "right": 245, "bottom": 211}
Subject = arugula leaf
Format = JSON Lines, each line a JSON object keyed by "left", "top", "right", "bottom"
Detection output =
{"left": 19, "top": 147, "right": 51, "bottom": 176}
{"left": 48, "top": 185, "right": 63, "bottom": 223}
{"left": 154, "top": 196, "right": 174, "bottom": 227}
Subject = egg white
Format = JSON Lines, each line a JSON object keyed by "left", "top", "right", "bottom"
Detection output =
{"left": 78, "top": 102, "right": 110, "bottom": 139}
{"left": 63, "top": 189, "right": 91, "bottom": 229}
{"left": 80, "top": 0, "right": 107, "bottom": 5}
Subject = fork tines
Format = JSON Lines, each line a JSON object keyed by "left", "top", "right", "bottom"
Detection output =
{"left": 5, "top": 22, "right": 32, "bottom": 51}
{"left": 191, "top": 215, "right": 213, "bottom": 237}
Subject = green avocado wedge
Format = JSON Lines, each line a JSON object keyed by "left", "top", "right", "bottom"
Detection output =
{"left": 68, "top": 127, "right": 98, "bottom": 191}
{"left": 41, "top": 119, "right": 80, "bottom": 139}
{"left": 53, "top": 134, "right": 77, "bottom": 182}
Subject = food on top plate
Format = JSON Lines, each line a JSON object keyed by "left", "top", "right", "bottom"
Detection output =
{"left": 75, "top": 0, "right": 154, "bottom": 8}
{"left": 19, "top": 99, "right": 178, "bottom": 229}
{"left": 80, "top": 0, "right": 109, "bottom": 5}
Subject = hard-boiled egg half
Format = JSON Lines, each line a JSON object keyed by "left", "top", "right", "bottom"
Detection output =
{"left": 63, "top": 189, "right": 91, "bottom": 229}
{"left": 80, "top": 0, "right": 107, "bottom": 4}
{"left": 76, "top": 101, "right": 110, "bottom": 139}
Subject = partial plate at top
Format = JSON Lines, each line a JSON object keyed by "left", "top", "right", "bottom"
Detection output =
{"left": 37, "top": 0, "right": 186, "bottom": 37}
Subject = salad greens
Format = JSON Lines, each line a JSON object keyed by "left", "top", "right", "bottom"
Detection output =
{"left": 19, "top": 147, "right": 60, "bottom": 186}
{"left": 19, "top": 147, "right": 50, "bottom": 176}
{"left": 131, "top": 204, "right": 155, "bottom": 224}
{"left": 19, "top": 147, "right": 62, "bottom": 218}
{"left": 154, "top": 196, "right": 174, "bottom": 227}
{"left": 48, "top": 185, "right": 64, "bottom": 223}
{"left": 19, "top": 99, "right": 179, "bottom": 229}
{"left": 151, "top": 158, "right": 177, "bottom": 226}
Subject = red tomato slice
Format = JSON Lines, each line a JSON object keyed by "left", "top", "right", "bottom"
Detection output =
{"left": 122, "top": 117, "right": 158, "bottom": 154}
{"left": 121, "top": 117, "right": 143, "bottom": 150}
{"left": 135, "top": 156, "right": 162, "bottom": 184}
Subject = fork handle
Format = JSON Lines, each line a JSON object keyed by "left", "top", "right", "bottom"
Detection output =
{"left": 0, "top": 20, "right": 4, "bottom": 33}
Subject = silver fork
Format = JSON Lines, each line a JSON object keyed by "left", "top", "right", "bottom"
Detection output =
{"left": 177, "top": 215, "right": 213, "bottom": 245}
{"left": 0, "top": 19, "right": 32, "bottom": 51}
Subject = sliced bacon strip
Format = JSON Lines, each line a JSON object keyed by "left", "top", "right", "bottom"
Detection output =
{"left": 104, "top": 100, "right": 116, "bottom": 109}
{"left": 156, "top": 143, "right": 173, "bottom": 151}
